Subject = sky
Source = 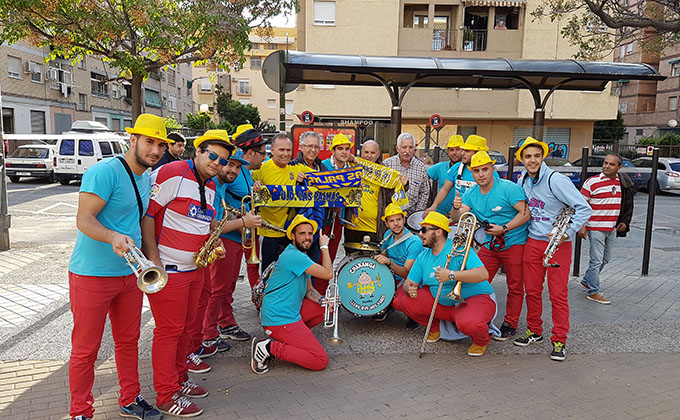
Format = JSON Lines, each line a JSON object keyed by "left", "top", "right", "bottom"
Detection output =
{"left": 268, "top": 10, "right": 296, "bottom": 28}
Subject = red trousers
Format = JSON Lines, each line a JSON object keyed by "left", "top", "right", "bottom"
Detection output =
{"left": 478, "top": 244, "right": 524, "bottom": 328}
{"left": 68, "top": 272, "right": 142, "bottom": 418}
{"left": 393, "top": 288, "right": 495, "bottom": 346}
{"left": 245, "top": 237, "right": 260, "bottom": 289}
{"left": 203, "top": 239, "right": 243, "bottom": 341}
{"left": 147, "top": 270, "right": 203, "bottom": 405}
{"left": 522, "top": 237, "right": 572, "bottom": 344}
{"left": 187, "top": 269, "right": 212, "bottom": 353}
{"left": 264, "top": 299, "right": 328, "bottom": 371}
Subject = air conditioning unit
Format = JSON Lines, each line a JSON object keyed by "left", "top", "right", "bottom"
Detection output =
{"left": 24, "top": 61, "right": 32, "bottom": 74}
{"left": 47, "top": 68, "right": 59, "bottom": 80}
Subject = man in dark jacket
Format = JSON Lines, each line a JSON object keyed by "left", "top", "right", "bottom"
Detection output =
{"left": 578, "top": 153, "right": 634, "bottom": 304}
{"left": 152, "top": 132, "right": 186, "bottom": 170}
{"left": 291, "top": 131, "right": 324, "bottom": 170}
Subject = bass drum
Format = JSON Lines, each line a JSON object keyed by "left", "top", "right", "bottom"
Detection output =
{"left": 336, "top": 253, "right": 395, "bottom": 317}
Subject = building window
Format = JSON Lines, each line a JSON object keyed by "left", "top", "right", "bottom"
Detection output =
{"left": 28, "top": 62, "right": 43, "bottom": 82}
{"left": 672, "top": 62, "right": 680, "bottom": 77}
{"left": 30, "top": 110, "right": 46, "bottom": 134}
{"left": 111, "top": 83, "right": 120, "bottom": 98}
{"left": 619, "top": 101, "right": 628, "bottom": 114}
{"left": 267, "top": 43, "right": 277, "bottom": 50}
{"left": 403, "top": 4, "right": 429, "bottom": 28}
{"left": 635, "top": 129, "right": 643, "bottom": 136}
{"left": 250, "top": 57, "right": 262, "bottom": 69}
{"left": 3, "top": 108, "right": 15, "bottom": 134}
{"left": 669, "top": 96, "right": 678, "bottom": 111}
{"left": 626, "top": 43, "right": 633, "bottom": 55}
{"left": 494, "top": 7, "right": 520, "bottom": 30}
{"left": 7, "top": 56, "right": 21, "bottom": 78}
{"left": 200, "top": 78, "right": 212, "bottom": 92}
{"left": 77, "top": 59, "right": 86, "bottom": 70}
{"left": 124, "top": 83, "right": 132, "bottom": 99}
{"left": 238, "top": 98, "right": 251, "bottom": 105}
{"left": 237, "top": 79, "right": 250, "bottom": 95}
{"left": 463, "top": 7, "right": 489, "bottom": 51}
{"left": 149, "top": 69, "right": 161, "bottom": 80}
{"left": 145, "top": 88, "right": 162, "bottom": 108}
{"left": 313, "top": 1, "right": 336, "bottom": 25}
{"left": 620, "top": 45, "right": 626, "bottom": 62}
{"left": 48, "top": 61, "right": 73, "bottom": 91}
{"left": 78, "top": 94, "right": 87, "bottom": 111}
{"left": 267, "top": 99, "right": 276, "bottom": 108}
{"left": 91, "top": 72, "right": 109, "bottom": 97}
{"left": 168, "top": 94, "right": 177, "bottom": 111}
{"left": 167, "top": 69, "right": 176, "bottom": 86}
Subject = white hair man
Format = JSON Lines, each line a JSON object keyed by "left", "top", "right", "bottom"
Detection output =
{"left": 382, "top": 133, "right": 430, "bottom": 215}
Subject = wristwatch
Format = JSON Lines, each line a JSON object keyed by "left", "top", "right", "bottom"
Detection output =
{"left": 448, "top": 271, "right": 456, "bottom": 281}
{"left": 502, "top": 224, "right": 509, "bottom": 233}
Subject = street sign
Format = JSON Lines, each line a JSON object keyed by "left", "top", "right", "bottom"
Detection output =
{"left": 429, "top": 114, "right": 443, "bottom": 129}
{"left": 300, "top": 110, "right": 315, "bottom": 125}
{"left": 647, "top": 146, "right": 654, "bottom": 156}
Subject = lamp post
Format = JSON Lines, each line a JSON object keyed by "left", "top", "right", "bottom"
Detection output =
{"left": 199, "top": 103, "right": 209, "bottom": 131}
{"left": 0, "top": 77, "right": 10, "bottom": 250}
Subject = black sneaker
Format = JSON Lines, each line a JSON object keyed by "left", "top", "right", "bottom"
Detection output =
{"left": 219, "top": 325, "right": 252, "bottom": 341}
{"left": 119, "top": 395, "right": 163, "bottom": 420}
{"left": 250, "top": 338, "right": 273, "bottom": 374}
{"left": 203, "top": 336, "right": 231, "bottom": 352}
{"left": 72, "top": 416, "right": 91, "bottom": 420}
{"left": 513, "top": 329, "right": 544, "bottom": 347}
{"left": 372, "top": 305, "right": 395, "bottom": 322}
{"left": 492, "top": 321, "right": 517, "bottom": 342}
{"left": 405, "top": 317, "right": 419, "bottom": 330}
{"left": 550, "top": 341, "right": 566, "bottom": 361}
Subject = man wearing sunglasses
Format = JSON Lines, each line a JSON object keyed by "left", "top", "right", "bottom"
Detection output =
{"left": 141, "top": 129, "right": 234, "bottom": 417}
{"left": 450, "top": 151, "right": 530, "bottom": 343}
{"left": 392, "top": 212, "right": 496, "bottom": 357}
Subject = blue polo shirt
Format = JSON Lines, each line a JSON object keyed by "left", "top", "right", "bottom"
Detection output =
{"left": 427, "top": 161, "right": 455, "bottom": 215}
{"left": 69, "top": 158, "right": 150, "bottom": 276}
{"left": 462, "top": 178, "right": 528, "bottom": 250}
{"left": 381, "top": 231, "right": 424, "bottom": 281}
{"left": 407, "top": 239, "right": 492, "bottom": 306}
{"left": 261, "top": 244, "right": 314, "bottom": 326}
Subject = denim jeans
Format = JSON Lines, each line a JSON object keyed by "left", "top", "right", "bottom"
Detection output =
{"left": 583, "top": 229, "right": 616, "bottom": 294}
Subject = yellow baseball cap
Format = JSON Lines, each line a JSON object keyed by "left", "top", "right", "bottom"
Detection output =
{"left": 125, "top": 114, "right": 173, "bottom": 143}
{"left": 461, "top": 135, "right": 490, "bottom": 151}
{"left": 286, "top": 214, "right": 319, "bottom": 240}
{"left": 468, "top": 151, "right": 496, "bottom": 169}
{"left": 194, "top": 129, "right": 235, "bottom": 153}
{"left": 420, "top": 211, "right": 451, "bottom": 233}
{"left": 381, "top": 203, "right": 407, "bottom": 222}
{"left": 329, "top": 133, "right": 353, "bottom": 151}
{"left": 447, "top": 135, "right": 464, "bottom": 149}
{"left": 516, "top": 136, "right": 549, "bottom": 163}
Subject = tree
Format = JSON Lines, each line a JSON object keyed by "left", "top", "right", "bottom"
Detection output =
{"left": 215, "top": 87, "right": 261, "bottom": 127}
{"left": 531, "top": 0, "right": 680, "bottom": 59}
{"left": 186, "top": 113, "right": 216, "bottom": 130}
{"left": 0, "top": 0, "right": 295, "bottom": 119}
{"left": 594, "top": 111, "right": 627, "bottom": 142}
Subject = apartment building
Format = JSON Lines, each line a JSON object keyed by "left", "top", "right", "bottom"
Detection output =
{"left": 192, "top": 28, "right": 298, "bottom": 130}
{"left": 295, "top": 0, "right": 620, "bottom": 160}
{"left": 1, "top": 40, "right": 195, "bottom": 134}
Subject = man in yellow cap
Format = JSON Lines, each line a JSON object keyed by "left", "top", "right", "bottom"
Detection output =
{"left": 68, "top": 113, "right": 172, "bottom": 420}
{"left": 392, "top": 211, "right": 496, "bottom": 356}
{"left": 383, "top": 132, "right": 430, "bottom": 215}
{"left": 450, "top": 151, "right": 530, "bottom": 342}
{"left": 425, "top": 134, "right": 499, "bottom": 217}
{"left": 372, "top": 203, "right": 424, "bottom": 322}
{"left": 513, "top": 137, "right": 591, "bottom": 362}
{"left": 251, "top": 215, "right": 333, "bottom": 374}
{"left": 141, "top": 128, "right": 235, "bottom": 417}
{"left": 426, "top": 135, "right": 464, "bottom": 215}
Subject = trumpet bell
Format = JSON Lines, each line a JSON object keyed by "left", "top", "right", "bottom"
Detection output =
{"left": 327, "top": 336, "right": 343, "bottom": 346}
{"left": 246, "top": 249, "right": 261, "bottom": 264}
{"left": 137, "top": 266, "right": 168, "bottom": 294}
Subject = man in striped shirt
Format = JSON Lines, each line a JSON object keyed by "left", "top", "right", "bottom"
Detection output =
{"left": 578, "top": 153, "right": 634, "bottom": 305}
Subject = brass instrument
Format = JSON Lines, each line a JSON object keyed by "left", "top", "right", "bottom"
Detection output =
{"left": 123, "top": 245, "right": 168, "bottom": 294}
{"left": 240, "top": 195, "right": 260, "bottom": 265}
{"left": 419, "top": 212, "right": 477, "bottom": 358}
{"left": 222, "top": 203, "right": 285, "bottom": 234}
{"left": 323, "top": 277, "right": 342, "bottom": 345}
{"left": 194, "top": 200, "right": 229, "bottom": 268}
{"left": 543, "top": 206, "right": 575, "bottom": 268}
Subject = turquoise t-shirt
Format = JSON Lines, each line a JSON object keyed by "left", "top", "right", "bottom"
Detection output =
{"left": 381, "top": 231, "right": 424, "bottom": 281}
{"left": 446, "top": 162, "right": 499, "bottom": 197}
{"left": 407, "top": 239, "right": 493, "bottom": 306}
{"left": 427, "top": 161, "right": 454, "bottom": 215}
{"left": 69, "top": 158, "right": 150, "bottom": 276}
{"left": 215, "top": 168, "right": 253, "bottom": 244}
{"left": 462, "top": 178, "right": 528, "bottom": 251}
{"left": 261, "top": 244, "right": 314, "bottom": 326}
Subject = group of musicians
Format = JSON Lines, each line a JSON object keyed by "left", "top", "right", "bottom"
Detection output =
{"left": 68, "top": 113, "right": 592, "bottom": 420}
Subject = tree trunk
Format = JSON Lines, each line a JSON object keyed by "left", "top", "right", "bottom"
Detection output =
{"left": 131, "top": 73, "right": 143, "bottom": 121}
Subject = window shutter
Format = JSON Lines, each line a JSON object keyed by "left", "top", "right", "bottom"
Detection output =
{"left": 314, "top": 1, "right": 336, "bottom": 25}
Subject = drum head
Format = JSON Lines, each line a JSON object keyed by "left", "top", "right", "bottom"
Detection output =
{"left": 474, "top": 227, "right": 487, "bottom": 246}
{"left": 406, "top": 211, "right": 425, "bottom": 232}
{"left": 336, "top": 256, "right": 395, "bottom": 316}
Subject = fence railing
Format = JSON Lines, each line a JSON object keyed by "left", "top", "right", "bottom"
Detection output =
{"left": 593, "top": 143, "right": 680, "bottom": 159}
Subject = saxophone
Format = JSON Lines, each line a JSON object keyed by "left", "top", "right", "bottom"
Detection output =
{"left": 194, "top": 200, "right": 229, "bottom": 268}
{"left": 543, "top": 206, "right": 575, "bottom": 268}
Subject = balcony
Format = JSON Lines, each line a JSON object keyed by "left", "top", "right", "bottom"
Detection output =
{"left": 432, "top": 29, "right": 455, "bottom": 51}
{"left": 463, "top": 30, "right": 487, "bottom": 52}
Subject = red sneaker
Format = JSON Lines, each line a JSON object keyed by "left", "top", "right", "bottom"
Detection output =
{"left": 186, "top": 353, "right": 211, "bottom": 374}
{"left": 196, "top": 344, "right": 217, "bottom": 359}
{"left": 157, "top": 393, "right": 203, "bottom": 417}
{"left": 180, "top": 378, "right": 209, "bottom": 398}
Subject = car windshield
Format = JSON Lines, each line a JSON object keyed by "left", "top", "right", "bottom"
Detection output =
{"left": 10, "top": 147, "right": 48, "bottom": 159}
{"left": 669, "top": 162, "right": 680, "bottom": 172}
{"left": 622, "top": 159, "right": 633, "bottom": 167}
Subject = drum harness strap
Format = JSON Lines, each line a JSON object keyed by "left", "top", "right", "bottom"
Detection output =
{"left": 383, "top": 231, "right": 415, "bottom": 252}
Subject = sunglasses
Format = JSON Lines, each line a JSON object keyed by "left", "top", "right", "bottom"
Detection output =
{"left": 253, "top": 149, "right": 267, "bottom": 156}
{"left": 420, "top": 227, "right": 439, "bottom": 234}
{"left": 205, "top": 150, "right": 229, "bottom": 166}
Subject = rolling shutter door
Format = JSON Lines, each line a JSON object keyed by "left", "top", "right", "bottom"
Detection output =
{"left": 513, "top": 127, "right": 571, "bottom": 159}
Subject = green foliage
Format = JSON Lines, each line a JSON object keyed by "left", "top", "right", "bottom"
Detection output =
{"left": 215, "top": 89, "right": 261, "bottom": 128}
{"left": 163, "top": 117, "right": 182, "bottom": 130}
{"left": 637, "top": 133, "right": 680, "bottom": 146}
{"left": 186, "top": 113, "right": 216, "bottom": 130}
{"left": 217, "top": 120, "right": 236, "bottom": 134}
{"left": 593, "top": 111, "right": 626, "bottom": 141}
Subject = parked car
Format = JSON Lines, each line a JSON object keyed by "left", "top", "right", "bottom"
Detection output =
{"left": 632, "top": 157, "right": 680, "bottom": 193}
{"left": 572, "top": 155, "right": 646, "bottom": 191}
{"left": 488, "top": 150, "right": 507, "bottom": 166}
{"left": 5, "top": 144, "right": 57, "bottom": 183}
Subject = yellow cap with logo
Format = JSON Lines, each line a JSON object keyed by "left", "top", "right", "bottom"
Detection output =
{"left": 329, "top": 133, "right": 353, "bottom": 151}
{"left": 461, "top": 135, "right": 490, "bottom": 151}
{"left": 286, "top": 214, "right": 319, "bottom": 240}
{"left": 516, "top": 136, "right": 549, "bottom": 163}
{"left": 468, "top": 151, "right": 497, "bottom": 169}
{"left": 125, "top": 114, "right": 173, "bottom": 143}
{"left": 381, "top": 203, "right": 407, "bottom": 222}
{"left": 447, "top": 135, "right": 464, "bottom": 149}
{"left": 420, "top": 211, "right": 451, "bottom": 233}
{"left": 194, "top": 129, "right": 235, "bottom": 153}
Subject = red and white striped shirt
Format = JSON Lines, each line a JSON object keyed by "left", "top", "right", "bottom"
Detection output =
{"left": 147, "top": 160, "right": 216, "bottom": 272}
{"left": 580, "top": 173, "right": 621, "bottom": 231}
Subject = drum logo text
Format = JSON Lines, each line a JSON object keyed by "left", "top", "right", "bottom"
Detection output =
{"left": 348, "top": 261, "right": 376, "bottom": 274}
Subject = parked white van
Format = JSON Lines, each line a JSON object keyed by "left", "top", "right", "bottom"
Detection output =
{"left": 54, "top": 133, "right": 129, "bottom": 185}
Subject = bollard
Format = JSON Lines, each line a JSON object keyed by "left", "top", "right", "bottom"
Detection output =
{"left": 572, "top": 146, "right": 589, "bottom": 277}
{"left": 642, "top": 148, "right": 659, "bottom": 276}
{"left": 507, "top": 146, "right": 516, "bottom": 181}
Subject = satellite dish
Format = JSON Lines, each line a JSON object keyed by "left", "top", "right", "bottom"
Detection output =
{"left": 262, "top": 50, "right": 299, "bottom": 93}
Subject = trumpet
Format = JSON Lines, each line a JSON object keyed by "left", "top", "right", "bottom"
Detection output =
{"left": 223, "top": 203, "right": 285, "bottom": 234}
{"left": 194, "top": 200, "right": 229, "bottom": 268}
{"left": 240, "top": 195, "right": 260, "bottom": 264}
{"left": 543, "top": 206, "right": 575, "bottom": 268}
{"left": 323, "top": 277, "right": 342, "bottom": 345}
{"left": 123, "top": 245, "right": 168, "bottom": 294}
